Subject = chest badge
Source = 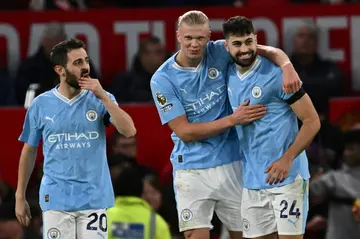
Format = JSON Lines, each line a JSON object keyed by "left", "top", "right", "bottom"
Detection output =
{"left": 86, "top": 110, "right": 98, "bottom": 122}
{"left": 208, "top": 67, "right": 219, "bottom": 80}
{"left": 252, "top": 86, "right": 262, "bottom": 99}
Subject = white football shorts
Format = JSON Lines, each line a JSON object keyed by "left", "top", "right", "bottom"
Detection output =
{"left": 241, "top": 175, "right": 309, "bottom": 238}
{"left": 173, "top": 161, "right": 243, "bottom": 232}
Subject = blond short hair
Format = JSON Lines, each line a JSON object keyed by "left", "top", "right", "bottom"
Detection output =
{"left": 177, "top": 10, "right": 209, "bottom": 28}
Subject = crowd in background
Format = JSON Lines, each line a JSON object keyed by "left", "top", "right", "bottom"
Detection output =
{"left": 0, "top": 1, "right": 360, "bottom": 239}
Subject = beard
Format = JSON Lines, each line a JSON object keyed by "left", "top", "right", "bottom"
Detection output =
{"left": 231, "top": 51, "right": 257, "bottom": 68}
{"left": 65, "top": 69, "right": 80, "bottom": 89}
{"left": 64, "top": 68, "right": 89, "bottom": 89}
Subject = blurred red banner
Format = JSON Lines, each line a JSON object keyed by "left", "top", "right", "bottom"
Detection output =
{"left": 0, "top": 5, "right": 359, "bottom": 91}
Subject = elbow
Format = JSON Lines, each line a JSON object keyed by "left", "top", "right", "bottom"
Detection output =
{"left": 312, "top": 115, "right": 321, "bottom": 134}
{"left": 176, "top": 131, "right": 196, "bottom": 143}
{"left": 303, "top": 114, "right": 321, "bottom": 135}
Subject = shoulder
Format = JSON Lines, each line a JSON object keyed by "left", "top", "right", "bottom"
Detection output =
{"left": 206, "top": 40, "right": 227, "bottom": 56}
{"left": 151, "top": 69, "right": 173, "bottom": 90}
{"left": 104, "top": 90, "right": 116, "bottom": 99}
{"left": 258, "top": 56, "right": 282, "bottom": 76}
{"left": 257, "top": 56, "right": 282, "bottom": 86}
{"left": 30, "top": 90, "right": 55, "bottom": 108}
{"left": 156, "top": 54, "right": 176, "bottom": 73}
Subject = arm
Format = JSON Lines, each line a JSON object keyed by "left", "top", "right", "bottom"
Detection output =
{"left": 169, "top": 101, "right": 266, "bottom": 143}
{"left": 151, "top": 75, "right": 266, "bottom": 143}
{"left": 257, "top": 45, "right": 301, "bottom": 93}
{"left": 310, "top": 171, "right": 336, "bottom": 205}
{"left": 284, "top": 93, "right": 321, "bottom": 160}
{"left": 15, "top": 143, "right": 37, "bottom": 200}
{"left": 266, "top": 87, "right": 320, "bottom": 185}
{"left": 168, "top": 115, "right": 233, "bottom": 143}
{"left": 101, "top": 94, "right": 136, "bottom": 138}
{"left": 257, "top": 45, "right": 290, "bottom": 67}
{"left": 78, "top": 77, "right": 136, "bottom": 137}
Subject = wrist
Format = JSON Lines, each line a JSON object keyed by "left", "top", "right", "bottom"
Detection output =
{"left": 282, "top": 151, "right": 295, "bottom": 162}
{"left": 99, "top": 93, "right": 110, "bottom": 103}
{"left": 280, "top": 61, "right": 292, "bottom": 69}
{"left": 225, "top": 115, "right": 236, "bottom": 127}
{"left": 15, "top": 191, "right": 26, "bottom": 200}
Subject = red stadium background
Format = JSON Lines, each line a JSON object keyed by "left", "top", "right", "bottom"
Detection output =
{"left": 0, "top": 5, "right": 360, "bottom": 187}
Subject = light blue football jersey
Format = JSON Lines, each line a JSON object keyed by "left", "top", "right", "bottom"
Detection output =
{"left": 19, "top": 86, "right": 115, "bottom": 211}
{"left": 150, "top": 40, "right": 240, "bottom": 171}
{"left": 227, "top": 56, "right": 310, "bottom": 189}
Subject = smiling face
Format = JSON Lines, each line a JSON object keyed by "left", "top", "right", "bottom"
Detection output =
{"left": 225, "top": 33, "right": 258, "bottom": 67}
{"left": 222, "top": 16, "right": 258, "bottom": 68}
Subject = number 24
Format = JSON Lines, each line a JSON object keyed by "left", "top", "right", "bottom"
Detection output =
{"left": 280, "top": 200, "right": 301, "bottom": 218}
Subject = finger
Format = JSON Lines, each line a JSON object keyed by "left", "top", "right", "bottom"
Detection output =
{"left": 296, "top": 80, "right": 301, "bottom": 92}
{"left": 273, "top": 174, "right": 282, "bottom": 185}
{"left": 246, "top": 103, "right": 266, "bottom": 109}
{"left": 282, "top": 84, "right": 287, "bottom": 94}
{"left": 18, "top": 215, "right": 26, "bottom": 226}
{"left": 265, "top": 164, "right": 273, "bottom": 173}
{"left": 247, "top": 108, "right": 267, "bottom": 115}
{"left": 269, "top": 172, "right": 278, "bottom": 185}
{"left": 240, "top": 99, "right": 250, "bottom": 106}
{"left": 279, "top": 172, "right": 288, "bottom": 183}
{"left": 266, "top": 173, "right": 271, "bottom": 183}
{"left": 15, "top": 214, "right": 22, "bottom": 224}
{"left": 26, "top": 207, "right": 32, "bottom": 219}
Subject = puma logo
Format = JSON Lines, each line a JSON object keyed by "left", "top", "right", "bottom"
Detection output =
{"left": 45, "top": 115, "right": 55, "bottom": 123}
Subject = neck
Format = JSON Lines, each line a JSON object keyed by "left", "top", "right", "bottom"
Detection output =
{"left": 176, "top": 51, "right": 202, "bottom": 68}
{"left": 236, "top": 57, "right": 257, "bottom": 74}
{"left": 58, "top": 81, "right": 82, "bottom": 99}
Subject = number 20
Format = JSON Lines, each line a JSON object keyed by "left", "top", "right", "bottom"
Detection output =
{"left": 280, "top": 200, "right": 300, "bottom": 218}
{"left": 87, "top": 213, "right": 107, "bottom": 232}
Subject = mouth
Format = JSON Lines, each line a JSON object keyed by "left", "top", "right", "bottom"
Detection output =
{"left": 81, "top": 73, "right": 90, "bottom": 78}
{"left": 238, "top": 53, "right": 252, "bottom": 60}
{"left": 190, "top": 49, "right": 200, "bottom": 54}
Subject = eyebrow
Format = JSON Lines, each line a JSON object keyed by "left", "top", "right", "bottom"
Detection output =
{"left": 73, "top": 56, "right": 89, "bottom": 63}
{"left": 232, "top": 38, "right": 253, "bottom": 44}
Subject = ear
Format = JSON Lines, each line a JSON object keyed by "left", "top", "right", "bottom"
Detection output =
{"left": 208, "top": 31, "right": 211, "bottom": 41}
{"left": 54, "top": 65, "right": 64, "bottom": 77}
{"left": 176, "top": 30, "right": 181, "bottom": 43}
{"left": 254, "top": 34, "right": 258, "bottom": 44}
{"left": 224, "top": 40, "right": 230, "bottom": 52}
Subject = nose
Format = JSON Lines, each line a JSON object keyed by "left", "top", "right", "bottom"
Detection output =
{"left": 190, "top": 39, "right": 200, "bottom": 48}
{"left": 239, "top": 44, "right": 249, "bottom": 53}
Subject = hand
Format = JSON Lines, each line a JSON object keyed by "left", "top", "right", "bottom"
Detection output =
{"left": 15, "top": 197, "right": 31, "bottom": 226}
{"left": 265, "top": 156, "right": 292, "bottom": 185}
{"left": 78, "top": 77, "right": 107, "bottom": 100}
{"left": 230, "top": 100, "right": 267, "bottom": 125}
{"left": 281, "top": 62, "right": 301, "bottom": 94}
{"left": 353, "top": 200, "right": 360, "bottom": 222}
{"left": 306, "top": 215, "right": 327, "bottom": 231}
